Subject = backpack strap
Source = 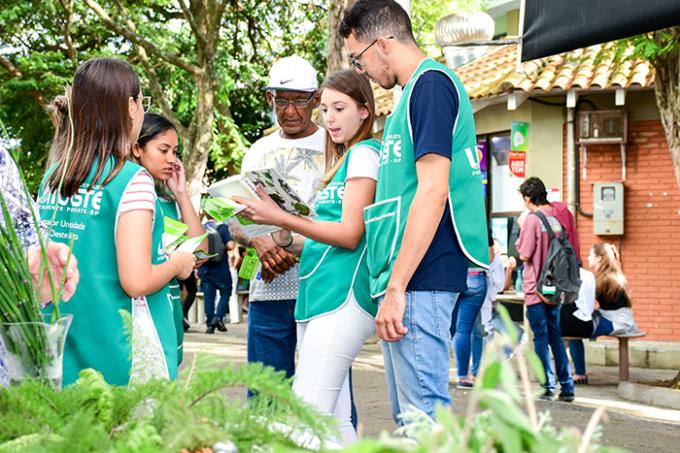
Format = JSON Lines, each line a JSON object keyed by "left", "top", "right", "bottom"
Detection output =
{"left": 532, "top": 210, "right": 557, "bottom": 241}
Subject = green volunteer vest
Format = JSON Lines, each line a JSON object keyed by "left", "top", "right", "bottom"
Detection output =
{"left": 363, "top": 58, "right": 489, "bottom": 298}
{"left": 157, "top": 196, "right": 184, "bottom": 366}
{"left": 296, "top": 139, "right": 381, "bottom": 321}
{"left": 38, "top": 158, "right": 177, "bottom": 386}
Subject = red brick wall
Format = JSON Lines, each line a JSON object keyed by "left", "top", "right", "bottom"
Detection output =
{"left": 563, "top": 120, "right": 680, "bottom": 340}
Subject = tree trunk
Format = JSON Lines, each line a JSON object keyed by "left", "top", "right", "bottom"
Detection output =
{"left": 183, "top": 73, "right": 216, "bottom": 198}
{"left": 651, "top": 26, "right": 680, "bottom": 192}
{"left": 649, "top": 26, "right": 680, "bottom": 390}
{"left": 326, "top": 0, "right": 355, "bottom": 76}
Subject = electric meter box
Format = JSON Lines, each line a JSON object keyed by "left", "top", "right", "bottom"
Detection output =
{"left": 593, "top": 182, "right": 624, "bottom": 235}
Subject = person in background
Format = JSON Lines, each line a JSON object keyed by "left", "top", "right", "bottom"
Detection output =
{"left": 515, "top": 177, "right": 575, "bottom": 402}
{"left": 180, "top": 271, "right": 198, "bottom": 331}
{"left": 199, "top": 217, "right": 234, "bottom": 334}
{"left": 562, "top": 243, "right": 639, "bottom": 384}
{"left": 132, "top": 112, "right": 206, "bottom": 364}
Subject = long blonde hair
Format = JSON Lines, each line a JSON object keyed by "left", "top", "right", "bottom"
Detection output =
{"left": 320, "top": 69, "right": 376, "bottom": 185}
{"left": 592, "top": 243, "right": 632, "bottom": 307}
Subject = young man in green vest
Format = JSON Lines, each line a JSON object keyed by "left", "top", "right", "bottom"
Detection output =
{"left": 341, "top": 0, "right": 489, "bottom": 425}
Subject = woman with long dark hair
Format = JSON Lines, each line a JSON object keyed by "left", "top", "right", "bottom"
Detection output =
{"left": 236, "top": 69, "right": 379, "bottom": 445}
{"left": 38, "top": 58, "right": 195, "bottom": 386}
{"left": 132, "top": 112, "right": 206, "bottom": 364}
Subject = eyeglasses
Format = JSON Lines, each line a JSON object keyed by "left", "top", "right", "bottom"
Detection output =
{"left": 271, "top": 93, "right": 316, "bottom": 110}
{"left": 350, "top": 36, "right": 394, "bottom": 71}
{"left": 141, "top": 96, "right": 152, "bottom": 112}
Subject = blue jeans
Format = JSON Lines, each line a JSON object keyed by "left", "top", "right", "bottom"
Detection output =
{"left": 526, "top": 302, "right": 574, "bottom": 393}
{"left": 200, "top": 274, "right": 231, "bottom": 325}
{"left": 381, "top": 290, "right": 458, "bottom": 425}
{"left": 471, "top": 313, "right": 484, "bottom": 376}
{"left": 569, "top": 316, "right": 614, "bottom": 376}
{"left": 450, "top": 273, "right": 487, "bottom": 379}
{"left": 247, "top": 299, "right": 297, "bottom": 379}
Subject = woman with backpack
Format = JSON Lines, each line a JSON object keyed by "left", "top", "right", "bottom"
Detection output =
{"left": 235, "top": 69, "right": 379, "bottom": 445}
{"left": 562, "top": 243, "right": 640, "bottom": 384}
{"left": 38, "top": 58, "right": 195, "bottom": 386}
{"left": 133, "top": 112, "right": 206, "bottom": 362}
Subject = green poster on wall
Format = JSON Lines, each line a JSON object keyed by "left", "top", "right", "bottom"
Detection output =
{"left": 511, "top": 121, "right": 529, "bottom": 151}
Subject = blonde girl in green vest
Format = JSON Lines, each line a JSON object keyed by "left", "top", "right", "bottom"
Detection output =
{"left": 236, "top": 69, "right": 379, "bottom": 445}
{"left": 38, "top": 58, "right": 196, "bottom": 386}
{"left": 132, "top": 112, "right": 206, "bottom": 366}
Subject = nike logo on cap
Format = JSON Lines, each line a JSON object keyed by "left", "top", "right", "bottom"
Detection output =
{"left": 279, "top": 79, "right": 293, "bottom": 84}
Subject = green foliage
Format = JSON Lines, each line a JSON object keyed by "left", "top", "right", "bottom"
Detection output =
{"left": 0, "top": 359, "right": 337, "bottom": 452}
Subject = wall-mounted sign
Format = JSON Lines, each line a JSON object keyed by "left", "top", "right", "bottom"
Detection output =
{"left": 508, "top": 151, "right": 527, "bottom": 178}
{"left": 511, "top": 121, "right": 529, "bottom": 151}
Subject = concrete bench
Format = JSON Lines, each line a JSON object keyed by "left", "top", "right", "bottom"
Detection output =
{"left": 564, "top": 331, "right": 647, "bottom": 382}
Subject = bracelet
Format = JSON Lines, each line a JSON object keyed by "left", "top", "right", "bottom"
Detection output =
{"left": 271, "top": 232, "right": 293, "bottom": 249}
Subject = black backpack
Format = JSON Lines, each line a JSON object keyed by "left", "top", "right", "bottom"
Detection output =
{"left": 532, "top": 210, "right": 581, "bottom": 305}
{"left": 206, "top": 225, "right": 226, "bottom": 264}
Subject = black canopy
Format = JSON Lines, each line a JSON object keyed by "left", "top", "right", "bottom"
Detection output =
{"left": 521, "top": 0, "right": 680, "bottom": 61}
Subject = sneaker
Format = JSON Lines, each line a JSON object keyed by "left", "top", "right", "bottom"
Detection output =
{"left": 539, "top": 389, "right": 555, "bottom": 401}
{"left": 457, "top": 379, "right": 474, "bottom": 389}
{"left": 205, "top": 324, "right": 215, "bottom": 334}
{"left": 558, "top": 392, "right": 575, "bottom": 403}
{"left": 212, "top": 319, "right": 228, "bottom": 332}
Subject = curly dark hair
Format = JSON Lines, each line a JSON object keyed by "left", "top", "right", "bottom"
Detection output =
{"left": 519, "top": 177, "right": 549, "bottom": 206}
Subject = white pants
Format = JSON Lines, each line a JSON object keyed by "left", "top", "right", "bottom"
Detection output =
{"left": 293, "top": 293, "right": 375, "bottom": 445}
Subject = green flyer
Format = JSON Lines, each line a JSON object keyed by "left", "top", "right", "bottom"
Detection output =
{"left": 238, "top": 247, "right": 259, "bottom": 280}
{"left": 511, "top": 121, "right": 529, "bottom": 151}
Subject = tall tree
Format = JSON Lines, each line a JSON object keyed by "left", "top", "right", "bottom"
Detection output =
{"left": 0, "top": 0, "right": 326, "bottom": 193}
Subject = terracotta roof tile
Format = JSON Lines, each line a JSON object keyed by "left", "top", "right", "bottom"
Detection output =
{"left": 373, "top": 41, "right": 655, "bottom": 116}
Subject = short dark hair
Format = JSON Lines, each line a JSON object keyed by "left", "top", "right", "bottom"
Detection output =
{"left": 340, "top": 0, "right": 415, "bottom": 43}
{"left": 519, "top": 177, "right": 549, "bottom": 206}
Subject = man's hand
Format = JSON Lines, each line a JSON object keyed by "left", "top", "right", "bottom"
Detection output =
{"left": 375, "top": 287, "right": 408, "bottom": 342}
{"left": 27, "top": 242, "right": 80, "bottom": 303}
{"left": 251, "top": 236, "right": 296, "bottom": 278}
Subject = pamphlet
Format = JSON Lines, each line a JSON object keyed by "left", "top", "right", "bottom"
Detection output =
{"left": 207, "top": 167, "right": 315, "bottom": 238}
{"left": 163, "top": 216, "right": 212, "bottom": 258}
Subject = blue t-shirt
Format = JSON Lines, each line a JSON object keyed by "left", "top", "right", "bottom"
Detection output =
{"left": 198, "top": 221, "right": 232, "bottom": 283}
{"left": 406, "top": 70, "right": 468, "bottom": 293}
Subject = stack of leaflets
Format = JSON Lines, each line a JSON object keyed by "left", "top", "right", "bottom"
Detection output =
{"left": 207, "top": 167, "right": 315, "bottom": 238}
{"left": 163, "top": 217, "right": 213, "bottom": 259}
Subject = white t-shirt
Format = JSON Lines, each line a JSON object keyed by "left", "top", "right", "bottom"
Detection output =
{"left": 241, "top": 127, "right": 326, "bottom": 302}
{"left": 346, "top": 144, "right": 379, "bottom": 180}
{"left": 574, "top": 268, "right": 596, "bottom": 322}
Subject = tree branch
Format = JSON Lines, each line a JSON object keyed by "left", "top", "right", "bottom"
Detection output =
{"left": 178, "top": 0, "right": 206, "bottom": 50}
{"left": 58, "top": 0, "right": 78, "bottom": 66}
{"left": 82, "top": 0, "right": 200, "bottom": 76}
{"left": 0, "top": 55, "right": 22, "bottom": 78}
{"left": 137, "top": 48, "right": 188, "bottom": 139}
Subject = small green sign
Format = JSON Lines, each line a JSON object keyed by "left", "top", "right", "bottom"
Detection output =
{"left": 511, "top": 121, "right": 529, "bottom": 151}
{"left": 238, "top": 247, "right": 259, "bottom": 280}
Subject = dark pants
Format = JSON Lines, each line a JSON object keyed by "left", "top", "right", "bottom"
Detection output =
{"left": 247, "top": 299, "right": 297, "bottom": 379}
{"left": 200, "top": 274, "right": 231, "bottom": 326}
{"left": 526, "top": 302, "right": 574, "bottom": 393}
{"left": 180, "top": 272, "right": 198, "bottom": 319}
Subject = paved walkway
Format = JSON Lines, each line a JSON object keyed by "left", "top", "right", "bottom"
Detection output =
{"left": 182, "top": 322, "right": 680, "bottom": 452}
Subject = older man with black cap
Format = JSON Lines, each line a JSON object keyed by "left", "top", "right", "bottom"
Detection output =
{"left": 236, "top": 55, "right": 325, "bottom": 380}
